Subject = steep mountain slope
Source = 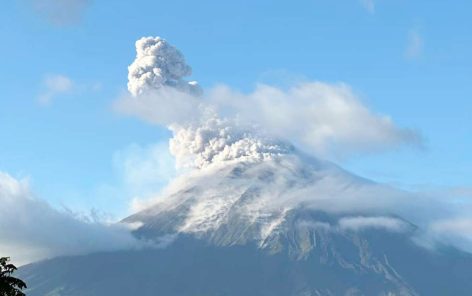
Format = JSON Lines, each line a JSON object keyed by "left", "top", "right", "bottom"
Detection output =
{"left": 18, "top": 154, "right": 472, "bottom": 295}
{"left": 18, "top": 230, "right": 472, "bottom": 296}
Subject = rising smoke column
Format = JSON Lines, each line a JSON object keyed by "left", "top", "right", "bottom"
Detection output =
{"left": 124, "top": 37, "right": 421, "bottom": 162}
{"left": 126, "top": 36, "right": 291, "bottom": 170}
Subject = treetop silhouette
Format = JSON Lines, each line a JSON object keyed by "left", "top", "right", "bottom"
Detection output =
{"left": 0, "top": 257, "right": 26, "bottom": 296}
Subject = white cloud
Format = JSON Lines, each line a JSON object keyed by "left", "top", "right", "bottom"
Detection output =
{"left": 114, "top": 87, "right": 204, "bottom": 126}
{"left": 405, "top": 29, "right": 423, "bottom": 59}
{"left": 208, "top": 83, "right": 422, "bottom": 159}
{"left": 428, "top": 218, "right": 472, "bottom": 252}
{"left": 431, "top": 218, "right": 472, "bottom": 237}
{"left": 113, "top": 142, "right": 176, "bottom": 198}
{"left": 38, "top": 74, "right": 73, "bottom": 105}
{"left": 28, "top": 0, "right": 90, "bottom": 26}
{"left": 298, "top": 216, "right": 410, "bottom": 234}
{"left": 297, "top": 220, "right": 333, "bottom": 231}
{"left": 0, "top": 172, "right": 141, "bottom": 265}
{"left": 338, "top": 216, "right": 409, "bottom": 232}
{"left": 360, "top": 0, "right": 375, "bottom": 14}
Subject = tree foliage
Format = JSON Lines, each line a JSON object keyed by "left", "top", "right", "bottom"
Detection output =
{"left": 0, "top": 257, "right": 26, "bottom": 296}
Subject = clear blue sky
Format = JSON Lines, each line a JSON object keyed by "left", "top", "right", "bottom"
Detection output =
{"left": 1, "top": 0, "right": 471, "bottom": 217}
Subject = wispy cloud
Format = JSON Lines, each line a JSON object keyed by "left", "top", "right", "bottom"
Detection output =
{"left": 207, "top": 83, "right": 423, "bottom": 159}
{"left": 360, "top": 0, "right": 375, "bottom": 14}
{"left": 38, "top": 74, "right": 74, "bottom": 105}
{"left": 338, "top": 216, "right": 410, "bottom": 232}
{"left": 426, "top": 218, "right": 472, "bottom": 252}
{"left": 405, "top": 29, "right": 424, "bottom": 59}
{"left": 28, "top": 0, "right": 90, "bottom": 26}
{"left": 113, "top": 142, "right": 176, "bottom": 201}
{"left": 37, "top": 74, "right": 102, "bottom": 105}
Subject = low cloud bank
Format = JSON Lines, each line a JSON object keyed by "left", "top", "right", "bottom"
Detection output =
{"left": 0, "top": 172, "right": 141, "bottom": 265}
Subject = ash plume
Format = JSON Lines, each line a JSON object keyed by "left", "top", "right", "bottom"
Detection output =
{"left": 127, "top": 37, "right": 202, "bottom": 97}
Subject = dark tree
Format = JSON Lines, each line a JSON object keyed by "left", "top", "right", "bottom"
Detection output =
{"left": 0, "top": 257, "right": 26, "bottom": 296}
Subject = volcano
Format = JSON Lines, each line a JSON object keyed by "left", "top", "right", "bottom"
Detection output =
{"left": 18, "top": 153, "right": 472, "bottom": 296}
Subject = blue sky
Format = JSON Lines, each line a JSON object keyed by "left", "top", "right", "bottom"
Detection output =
{"left": 1, "top": 0, "right": 471, "bottom": 218}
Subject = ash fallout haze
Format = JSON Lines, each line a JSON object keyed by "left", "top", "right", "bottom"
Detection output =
{"left": 1, "top": 1, "right": 472, "bottom": 295}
